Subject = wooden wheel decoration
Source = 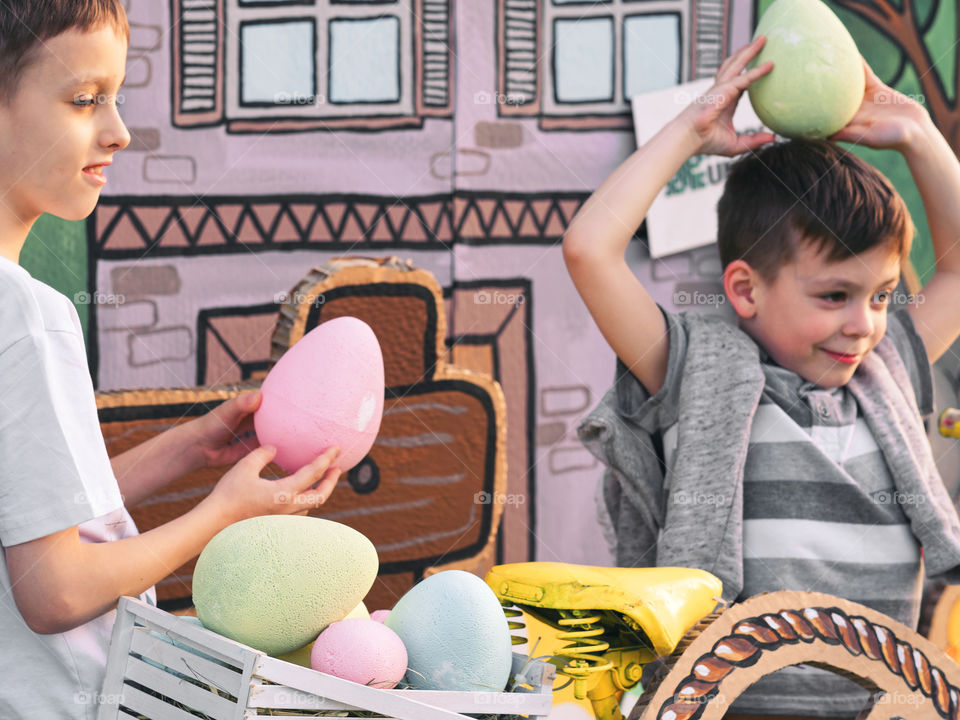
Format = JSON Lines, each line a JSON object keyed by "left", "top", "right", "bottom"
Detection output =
{"left": 631, "top": 590, "right": 960, "bottom": 720}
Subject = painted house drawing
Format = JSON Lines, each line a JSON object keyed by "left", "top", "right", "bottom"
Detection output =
{"left": 64, "top": 0, "right": 960, "bottom": 605}
{"left": 82, "top": 0, "right": 744, "bottom": 579}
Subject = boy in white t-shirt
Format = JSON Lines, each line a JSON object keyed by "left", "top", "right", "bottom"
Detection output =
{"left": 0, "top": 3, "right": 343, "bottom": 718}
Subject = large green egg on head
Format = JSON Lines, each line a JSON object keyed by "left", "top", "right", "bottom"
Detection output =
{"left": 193, "top": 516, "right": 379, "bottom": 656}
{"left": 747, "top": 0, "right": 864, "bottom": 139}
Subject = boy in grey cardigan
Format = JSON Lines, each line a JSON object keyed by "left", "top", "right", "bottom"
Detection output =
{"left": 564, "top": 37, "right": 960, "bottom": 718}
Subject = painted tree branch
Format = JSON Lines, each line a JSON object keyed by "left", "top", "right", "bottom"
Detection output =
{"left": 834, "top": 0, "right": 960, "bottom": 154}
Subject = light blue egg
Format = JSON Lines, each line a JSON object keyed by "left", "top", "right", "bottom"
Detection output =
{"left": 385, "top": 570, "right": 512, "bottom": 692}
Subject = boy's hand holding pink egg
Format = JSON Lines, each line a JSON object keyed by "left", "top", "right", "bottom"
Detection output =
{"left": 201, "top": 316, "right": 385, "bottom": 524}
{"left": 204, "top": 444, "right": 342, "bottom": 524}
{"left": 186, "top": 391, "right": 264, "bottom": 470}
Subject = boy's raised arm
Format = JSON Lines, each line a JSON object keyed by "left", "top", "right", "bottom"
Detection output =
{"left": 831, "top": 61, "right": 960, "bottom": 364}
{"left": 900, "top": 123, "right": 960, "bottom": 363}
{"left": 563, "top": 121, "right": 699, "bottom": 397}
{"left": 563, "top": 38, "right": 775, "bottom": 396}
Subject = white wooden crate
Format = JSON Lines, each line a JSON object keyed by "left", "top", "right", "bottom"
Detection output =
{"left": 97, "top": 596, "right": 555, "bottom": 720}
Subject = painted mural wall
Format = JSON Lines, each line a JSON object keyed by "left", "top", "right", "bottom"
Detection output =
{"left": 23, "top": 0, "right": 960, "bottom": 580}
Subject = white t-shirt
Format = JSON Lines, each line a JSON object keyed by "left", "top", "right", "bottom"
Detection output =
{"left": 0, "top": 256, "right": 155, "bottom": 719}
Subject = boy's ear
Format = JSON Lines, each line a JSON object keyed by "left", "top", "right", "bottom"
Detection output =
{"left": 724, "top": 260, "right": 760, "bottom": 319}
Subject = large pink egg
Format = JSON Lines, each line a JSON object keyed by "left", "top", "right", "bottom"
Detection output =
{"left": 311, "top": 618, "right": 408, "bottom": 688}
{"left": 255, "top": 316, "right": 384, "bottom": 472}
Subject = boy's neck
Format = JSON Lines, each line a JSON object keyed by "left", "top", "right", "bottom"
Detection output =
{"left": 0, "top": 214, "right": 36, "bottom": 265}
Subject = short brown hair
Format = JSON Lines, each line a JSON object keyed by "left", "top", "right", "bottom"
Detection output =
{"left": 0, "top": 0, "right": 129, "bottom": 102}
{"left": 717, "top": 139, "right": 913, "bottom": 282}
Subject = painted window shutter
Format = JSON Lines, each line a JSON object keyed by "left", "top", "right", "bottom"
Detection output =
{"left": 418, "top": 0, "right": 454, "bottom": 117}
{"left": 692, "top": 0, "right": 728, "bottom": 79}
{"left": 172, "top": 0, "right": 224, "bottom": 127}
{"left": 497, "top": 0, "right": 540, "bottom": 116}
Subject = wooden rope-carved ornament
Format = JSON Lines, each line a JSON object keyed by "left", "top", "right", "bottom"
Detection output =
{"left": 632, "top": 591, "right": 960, "bottom": 720}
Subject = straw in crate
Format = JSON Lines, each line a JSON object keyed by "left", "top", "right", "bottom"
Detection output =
{"left": 96, "top": 596, "right": 555, "bottom": 720}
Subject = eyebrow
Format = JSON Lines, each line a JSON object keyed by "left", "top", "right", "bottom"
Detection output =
{"left": 809, "top": 276, "right": 900, "bottom": 291}
{"left": 72, "top": 74, "right": 126, "bottom": 87}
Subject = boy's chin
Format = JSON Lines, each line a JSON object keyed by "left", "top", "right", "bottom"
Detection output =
{"left": 53, "top": 200, "right": 99, "bottom": 222}
{"left": 801, "top": 365, "right": 858, "bottom": 389}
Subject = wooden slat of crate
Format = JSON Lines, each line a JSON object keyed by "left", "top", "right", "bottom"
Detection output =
{"left": 247, "top": 684, "right": 552, "bottom": 715}
{"left": 392, "top": 689, "right": 551, "bottom": 716}
{"left": 123, "top": 655, "right": 237, "bottom": 719}
{"left": 116, "top": 684, "right": 218, "bottom": 720}
{"left": 100, "top": 598, "right": 138, "bottom": 719}
{"left": 246, "top": 682, "right": 342, "bottom": 710}
{"left": 102, "top": 597, "right": 552, "bottom": 720}
{"left": 124, "top": 600, "right": 256, "bottom": 667}
{"left": 129, "top": 629, "right": 244, "bottom": 696}
{"left": 253, "top": 656, "right": 473, "bottom": 720}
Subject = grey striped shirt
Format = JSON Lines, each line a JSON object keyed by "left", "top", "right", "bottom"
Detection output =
{"left": 651, "top": 310, "right": 929, "bottom": 717}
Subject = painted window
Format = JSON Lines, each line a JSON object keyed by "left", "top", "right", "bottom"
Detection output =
{"left": 499, "top": 0, "right": 727, "bottom": 130}
{"left": 173, "top": 0, "right": 452, "bottom": 131}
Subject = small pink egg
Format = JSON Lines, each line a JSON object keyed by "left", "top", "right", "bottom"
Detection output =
{"left": 311, "top": 618, "right": 407, "bottom": 688}
{"left": 370, "top": 609, "right": 391, "bottom": 623}
{"left": 254, "top": 316, "right": 384, "bottom": 472}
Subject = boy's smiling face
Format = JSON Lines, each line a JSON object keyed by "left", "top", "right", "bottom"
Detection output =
{"left": 0, "top": 24, "right": 130, "bottom": 224}
{"left": 737, "top": 239, "right": 902, "bottom": 388}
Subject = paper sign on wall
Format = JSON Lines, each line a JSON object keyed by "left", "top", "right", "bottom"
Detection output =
{"left": 631, "top": 79, "right": 768, "bottom": 259}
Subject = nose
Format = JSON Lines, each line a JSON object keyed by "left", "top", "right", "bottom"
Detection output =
{"left": 841, "top": 301, "right": 874, "bottom": 338}
{"left": 99, "top": 100, "right": 131, "bottom": 152}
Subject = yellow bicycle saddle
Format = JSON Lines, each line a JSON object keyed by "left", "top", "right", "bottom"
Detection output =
{"left": 485, "top": 562, "right": 722, "bottom": 659}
